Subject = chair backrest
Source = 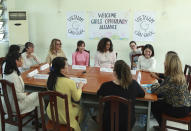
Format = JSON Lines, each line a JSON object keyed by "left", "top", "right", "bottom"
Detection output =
{"left": 84, "top": 50, "right": 90, "bottom": 66}
{"left": 99, "top": 95, "right": 132, "bottom": 131}
{"left": 131, "top": 54, "right": 142, "bottom": 69}
{"left": 0, "top": 57, "right": 5, "bottom": 75}
{"left": 38, "top": 91, "right": 71, "bottom": 131}
{"left": 184, "top": 64, "right": 191, "bottom": 91}
{"left": 0, "top": 80, "right": 21, "bottom": 121}
{"left": 137, "top": 45, "right": 144, "bottom": 52}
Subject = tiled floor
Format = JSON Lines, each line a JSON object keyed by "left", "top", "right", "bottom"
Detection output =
{"left": 0, "top": 116, "right": 188, "bottom": 131}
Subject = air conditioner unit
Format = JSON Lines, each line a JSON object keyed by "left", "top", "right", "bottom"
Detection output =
{"left": 8, "top": 11, "right": 29, "bottom": 46}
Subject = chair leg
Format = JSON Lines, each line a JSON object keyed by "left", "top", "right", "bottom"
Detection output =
{"left": 18, "top": 120, "right": 22, "bottom": 131}
{"left": 34, "top": 108, "right": 39, "bottom": 131}
{"left": 161, "top": 118, "right": 166, "bottom": 131}
{"left": 1, "top": 115, "right": 5, "bottom": 131}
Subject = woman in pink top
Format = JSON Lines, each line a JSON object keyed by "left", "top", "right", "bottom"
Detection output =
{"left": 72, "top": 40, "right": 89, "bottom": 66}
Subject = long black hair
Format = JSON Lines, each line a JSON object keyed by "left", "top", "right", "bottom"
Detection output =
{"left": 4, "top": 52, "right": 21, "bottom": 76}
{"left": 47, "top": 57, "right": 67, "bottom": 90}
{"left": 76, "top": 40, "right": 85, "bottom": 52}
{"left": 97, "top": 37, "right": 113, "bottom": 53}
{"left": 142, "top": 44, "right": 155, "bottom": 57}
{"left": 22, "top": 42, "right": 34, "bottom": 53}
{"left": 6, "top": 45, "right": 20, "bottom": 58}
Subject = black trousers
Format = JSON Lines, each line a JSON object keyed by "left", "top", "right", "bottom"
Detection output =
{"left": 151, "top": 100, "right": 190, "bottom": 126}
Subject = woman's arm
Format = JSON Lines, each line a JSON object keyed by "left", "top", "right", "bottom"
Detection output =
{"left": 72, "top": 52, "right": 76, "bottom": 65}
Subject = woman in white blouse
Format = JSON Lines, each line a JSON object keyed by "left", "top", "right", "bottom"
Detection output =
{"left": 137, "top": 44, "right": 156, "bottom": 72}
{"left": 94, "top": 37, "right": 116, "bottom": 68}
{"left": 3, "top": 52, "right": 40, "bottom": 117}
{"left": 21, "top": 42, "right": 40, "bottom": 70}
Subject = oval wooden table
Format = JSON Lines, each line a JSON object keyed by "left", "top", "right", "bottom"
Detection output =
{"left": 22, "top": 65, "right": 157, "bottom": 131}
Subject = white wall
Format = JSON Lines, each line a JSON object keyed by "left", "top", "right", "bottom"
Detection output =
{"left": 4, "top": 0, "right": 191, "bottom": 72}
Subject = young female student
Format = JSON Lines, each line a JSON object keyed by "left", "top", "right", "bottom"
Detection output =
{"left": 72, "top": 40, "right": 89, "bottom": 66}
{"left": 2, "top": 45, "right": 20, "bottom": 78}
{"left": 46, "top": 39, "right": 66, "bottom": 64}
{"left": 151, "top": 52, "right": 191, "bottom": 128}
{"left": 22, "top": 42, "right": 40, "bottom": 69}
{"left": 94, "top": 37, "right": 116, "bottom": 68}
{"left": 46, "top": 57, "right": 84, "bottom": 131}
{"left": 129, "top": 41, "right": 142, "bottom": 69}
{"left": 3, "top": 52, "right": 40, "bottom": 117}
{"left": 97, "top": 60, "right": 145, "bottom": 131}
{"left": 137, "top": 44, "right": 156, "bottom": 72}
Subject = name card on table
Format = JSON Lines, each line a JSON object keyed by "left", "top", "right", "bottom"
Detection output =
{"left": 27, "top": 69, "right": 39, "bottom": 77}
{"left": 100, "top": 68, "right": 113, "bottom": 72}
{"left": 70, "top": 77, "right": 87, "bottom": 84}
{"left": 34, "top": 74, "right": 49, "bottom": 79}
{"left": 40, "top": 63, "right": 49, "bottom": 70}
{"left": 137, "top": 71, "right": 142, "bottom": 84}
{"left": 130, "top": 70, "right": 136, "bottom": 75}
{"left": 72, "top": 65, "right": 86, "bottom": 70}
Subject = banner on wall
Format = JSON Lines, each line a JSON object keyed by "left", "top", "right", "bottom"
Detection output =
{"left": 66, "top": 12, "right": 85, "bottom": 39}
{"left": 88, "top": 12, "right": 129, "bottom": 40}
{"left": 133, "top": 12, "right": 155, "bottom": 41}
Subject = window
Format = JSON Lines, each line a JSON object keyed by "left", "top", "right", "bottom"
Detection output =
{"left": 0, "top": 0, "right": 8, "bottom": 42}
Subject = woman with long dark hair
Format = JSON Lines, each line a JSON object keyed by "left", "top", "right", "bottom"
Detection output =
{"left": 46, "top": 57, "right": 84, "bottom": 131}
{"left": 3, "top": 52, "right": 40, "bottom": 116}
{"left": 72, "top": 40, "right": 89, "bottom": 66}
{"left": 97, "top": 60, "right": 145, "bottom": 131}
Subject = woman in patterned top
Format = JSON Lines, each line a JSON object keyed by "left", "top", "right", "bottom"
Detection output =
{"left": 151, "top": 52, "right": 191, "bottom": 128}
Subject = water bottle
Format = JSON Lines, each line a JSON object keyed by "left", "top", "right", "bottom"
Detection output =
{"left": 139, "top": 114, "right": 147, "bottom": 127}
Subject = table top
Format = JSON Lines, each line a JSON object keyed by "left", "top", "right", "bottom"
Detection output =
{"left": 21, "top": 65, "right": 157, "bottom": 101}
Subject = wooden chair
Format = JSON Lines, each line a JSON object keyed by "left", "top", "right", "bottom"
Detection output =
{"left": 99, "top": 95, "right": 132, "bottom": 131}
{"left": 84, "top": 50, "right": 90, "bottom": 66}
{"left": 0, "top": 79, "right": 38, "bottom": 131}
{"left": 131, "top": 54, "right": 142, "bottom": 69}
{"left": 161, "top": 113, "right": 191, "bottom": 131}
{"left": 184, "top": 64, "right": 191, "bottom": 91}
{"left": 137, "top": 45, "right": 145, "bottom": 52}
{"left": 0, "top": 57, "right": 5, "bottom": 76}
{"left": 38, "top": 91, "right": 74, "bottom": 131}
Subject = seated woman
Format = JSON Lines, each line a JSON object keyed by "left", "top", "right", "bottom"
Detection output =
{"left": 94, "top": 37, "right": 116, "bottom": 68}
{"left": 72, "top": 40, "right": 89, "bottom": 66}
{"left": 97, "top": 60, "right": 145, "bottom": 131}
{"left": 46, "top": 57, "right": 84, "bottom": 131}
{"left": 3, "top": 52, "right": 40, "bottom": 116}
{"left": 22, "top": 42, "right": 40, "bottom": 69}
{"left": 46, "top": 38, "right": 66, "bottom": 64}
{"left": 151, "top": 52, "right": 191, "bottom": 128}
{"left": 2, "top": 45, "right": 20, "bottom": 78}
{"left": 137, "top": 44, "right": 156, "bottom": 72}
{"left": 129, "top": 41, "right": 142, "bottom": 69}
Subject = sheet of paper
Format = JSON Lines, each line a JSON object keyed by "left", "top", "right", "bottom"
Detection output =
{"left": 40, "top": 63, "right": 49, "bottom": 70}
{"left": 27, "top": 69, "right": 39, "bottom": 77}
{"left": 34, "top": 74, "right": 49, "bottom": 79}
{"left": 131, "top": 70, "right": 136, "bottom": 75}
{"left": 100, "top": 68, "right": 113, "bottom": 72}
{"left": 70, "top": 77, "right": 87, "bottom": 84}
{"left": 72, "top": 65, "right": 86, "bottom": 70}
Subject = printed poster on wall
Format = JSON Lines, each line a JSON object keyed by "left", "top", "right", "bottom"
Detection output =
{"left": 133, "top": 12, "right": 155, "bottom": 41}
{"left": 67, "top": 12, "right": 85, "bottom": 39}
{"left": 88, "top": 12, "right": 129, "bottom": 40}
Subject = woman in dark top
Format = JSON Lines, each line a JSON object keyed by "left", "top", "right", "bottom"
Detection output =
{"left": 151, "top": 52, "right": 191, "bottom": 128}
{"left": 97, "top": 60, "right": 145, "bottom": 131}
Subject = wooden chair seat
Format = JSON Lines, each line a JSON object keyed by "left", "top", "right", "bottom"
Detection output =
{"left": 46, "top": 120, "right": 74, "bottom": 131}
{"left": 161, "top": 113, "right": 191, "bottom": 131}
